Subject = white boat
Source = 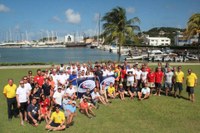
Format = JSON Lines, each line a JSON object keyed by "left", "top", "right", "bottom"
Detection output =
{"left": 186, "top": 54, "right": 198, "bottom": 60}
{"left": 125, "top": 55, "right": 144, "bottom": 60}
{"left": 109, "top": 46, "right": 131, "bottom": 54}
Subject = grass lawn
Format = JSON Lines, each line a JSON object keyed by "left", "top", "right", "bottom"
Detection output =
{"left": 0, "top": 65, "right": 200, "bottom": 133}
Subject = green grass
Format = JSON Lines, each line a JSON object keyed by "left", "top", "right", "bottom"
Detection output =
{"left": 0, "top": 65, "right": 200, "bottom": 133}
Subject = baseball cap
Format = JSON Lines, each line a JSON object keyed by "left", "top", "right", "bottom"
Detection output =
{"left": 72, "top": 101, "right": 76, "bottom": 105}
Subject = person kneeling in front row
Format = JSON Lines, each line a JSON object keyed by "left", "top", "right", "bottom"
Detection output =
{"left": 27, "top": 98, "right": 41, "bottom": 126}
{"left": 138, "top": 82, "right": 150, "bottom": 101}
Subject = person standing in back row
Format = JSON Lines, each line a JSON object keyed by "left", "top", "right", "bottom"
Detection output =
{"left": 174, "top": 66, "right": 184, "bottom": 98}
{"left": 3, "top": 79, "right": 19, "bottom": 120}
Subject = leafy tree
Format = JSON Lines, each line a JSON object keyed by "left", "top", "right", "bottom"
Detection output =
{"left": 102, "top": 6, "right": 140, "bottom": 62}
{"left": 186, "top": 13, "right": 200, "bottom": 60}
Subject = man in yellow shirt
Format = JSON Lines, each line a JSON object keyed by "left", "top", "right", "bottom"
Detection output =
{"left": 3, "top": 79, "right": 18, "bottom": 120}
{"left": 45, "top": 105, "right": 66, "bottom": 131}
{"left": 174, "top": 66, "right": 184, "bottom": 98}
{"left": 186, "top": 69, "right": 198, "bottom": 102}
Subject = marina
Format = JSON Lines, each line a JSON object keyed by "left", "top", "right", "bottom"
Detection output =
{"left": 0, "top": 47, "right": 123, "bottom": 63}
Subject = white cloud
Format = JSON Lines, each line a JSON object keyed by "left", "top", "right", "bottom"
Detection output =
{"left": 52, "top": 16, "right": 62, "bottom": 22}
{"left": 126, "top": 7, "right": 135, "bottom": 14}
{"left": 0, "top": 4, "right": 10, "bottom": 12}
{"left": 65, "top": 9, "right": 81, "bottom": 24}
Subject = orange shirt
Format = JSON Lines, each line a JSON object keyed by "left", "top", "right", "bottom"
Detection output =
{"left": 80, "top": 101, "right": 88, "bottom": 109}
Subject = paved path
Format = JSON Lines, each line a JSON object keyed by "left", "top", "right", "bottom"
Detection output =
{"left": 0, "top": 62, "right": 199, "bottom": 69}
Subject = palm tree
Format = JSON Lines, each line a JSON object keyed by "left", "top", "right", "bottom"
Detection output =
{"left": 186, "top": 13, "right": 200, "bottom": 61}
{"left": 102, "top": 7, "right": 140, "bottom": 62}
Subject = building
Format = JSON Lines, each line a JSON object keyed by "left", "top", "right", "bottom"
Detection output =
{"left": 64, "top": 34, "right": 75, "bottom": 43}
{"left": 144, "top": 36, "right": 171, "bottom": 46}
{"left": 174, "top": 31, "right": 199, "bottom": 46}
{"left": 64, "top": 34, "right": 84, "bottom": 43}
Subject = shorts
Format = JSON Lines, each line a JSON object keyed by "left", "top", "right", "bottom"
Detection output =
{"left": 19, "top": 102, "right": 28, "bottom": 113}
{"left": 50, "top": 122, "right": 60, "bottom": 127}
{"left": 174, "top": 82, "right": 183, "bottom": 91}
{"left": 165, "top": 82, "right": 173, "bottom": 90}
{"left": 130, "top": 87, "right": 140, "bottom": 93}
{"left": 148, "top": 82, "right": 155, "bottom": 88}
{"left": 155, "top": 83, "right": 162, "bottom": 88}
{"left": 118, "top": 88, "right": 125, "bottom": 92}
{"left": 64, "top": 110, "right": 71, "bottom": 117}
{"left": 27, "top": 114, "right": 38, "bottom": 124}
{"left": 127, "top": 81, "right": 134, "bottom": 87}
{"left": 186, "top": 86, "right": 194, "bottom": 94}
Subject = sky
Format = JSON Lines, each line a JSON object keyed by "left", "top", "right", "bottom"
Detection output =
{"left": 0, "top": 0, "right": 200, "bottom": 41}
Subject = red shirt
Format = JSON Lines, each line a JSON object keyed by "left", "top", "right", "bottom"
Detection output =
{"left": 121, "top": 69, "right": 126, "bottom": 79}
{"left": 147, "top": 72, "right": 155, "bottom": 82}
{"left": 155, "top": 71, "right": 164, "bottom": 83}
{"left": 146, "top": 67, "right": 151, "bottom": 73}
{"left": 40, "top": 98, "right": 50, "bottom": 114}
{"left": 40, "top": 98, "right": 50, "bottom": 108}
{"left": 34, "top": 75, "right": 44, "bottom": 87}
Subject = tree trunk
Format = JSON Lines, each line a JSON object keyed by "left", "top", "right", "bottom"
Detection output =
{"left": 118, "top": 44, "right": 121, "bottom": 63}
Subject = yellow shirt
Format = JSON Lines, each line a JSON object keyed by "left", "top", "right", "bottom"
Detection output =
{"left": 186, "top": 73, "right": 197, "bottom": 87}
{"left": 107, "top": 86, "right": 115, "bottom": 95}
{"left": 175, "top": 71, "right": 184, "bottom": 83}
{"left": 50, "top": 111, "right": 65, "bottom": 124}
{"left": 3, "top": 84, "right": 17, "bottom": 98}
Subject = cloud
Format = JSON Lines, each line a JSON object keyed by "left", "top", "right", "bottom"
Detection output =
{"left": 0, "top": 4, "right": 10, "bottom": 12}
{"left": 65, "top": 9, "right": 81, "bottom": 24}
{"left": 126, "top": 7, "right": 135, "bottom": 14}
{"left": 52, "top": 16, "right": 62, "bottom": 23}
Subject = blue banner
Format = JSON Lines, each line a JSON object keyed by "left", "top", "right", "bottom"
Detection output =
{"left": 99, "top": 75, "right": 115, "bottom": 90}
{"left": 77, "top": 77, "right": 96, "bottom": 93}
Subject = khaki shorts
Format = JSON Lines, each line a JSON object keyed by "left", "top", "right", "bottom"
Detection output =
{"left": 148, "top": 82, "right": 155, "bottom": 88}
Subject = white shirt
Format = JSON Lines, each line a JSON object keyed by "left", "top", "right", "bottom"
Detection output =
{"left": 141, "top": 87, "right": 150, "bottom": 94}
{"left": 16, "top": 86, "right": 29, "bottom": 103}
{"left": 126, "top": 68, "right": 136, "bottom": 82}
{"left": 53, "top": 91, "right": 63, "bottom": 105}
{"left": 107, "top": 71, "right": 114, "bottom": 76}
{"left": 65, "top": 87, "right": 76, "bottom": 96}
{"left": 102, "top": 69, "right": 109, "bottom": 76}
{"left": 141, "top": 71, "right": 148, "bottom": 82}
{"left": 165, "top": 71, "right": 174, "bottom": 83}
{"left": 51, "top": 74, "right": 59, "bottom": 86}
{"left": 91, "top": 92, "right": 100, "bottom": 100}
{"left": 58, "top": 74, "right": 67, "bottom": 85}
{"left": 24, "top": 82, "right": 32, "bottom": 91}
{"left": 135, "top": 69, "right": 142, "bottom": 80}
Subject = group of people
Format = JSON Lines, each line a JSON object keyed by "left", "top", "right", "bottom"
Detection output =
{"left": 3, "top": 61, "right": 198, "bottom": 131}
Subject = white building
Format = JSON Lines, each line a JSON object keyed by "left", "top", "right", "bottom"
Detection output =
{"left": 174, "top": 31, "right": 199, "bottom": 46}
{"left": 144, "top": 36, "right": 171, "bottom": 46}
{"left": 64, "top": 34, "right": 75, "bottom": 43}
{"left": 64, "top": 34, "right": 84, "bottom": 43}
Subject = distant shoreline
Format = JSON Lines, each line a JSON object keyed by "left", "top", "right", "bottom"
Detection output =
{"left": 0, "top": 62, "right": 200, "bottom": 69}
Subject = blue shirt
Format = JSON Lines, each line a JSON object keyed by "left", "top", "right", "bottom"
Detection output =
{"left": 69, "top": 74, "right": 77, "bottom": 86}
{"left": 62, "top": 99, "right": 76, "bottom": 113}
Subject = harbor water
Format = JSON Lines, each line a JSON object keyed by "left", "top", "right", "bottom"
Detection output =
{"left": 0, "top": 47, "right": 123, "bottom": 63}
